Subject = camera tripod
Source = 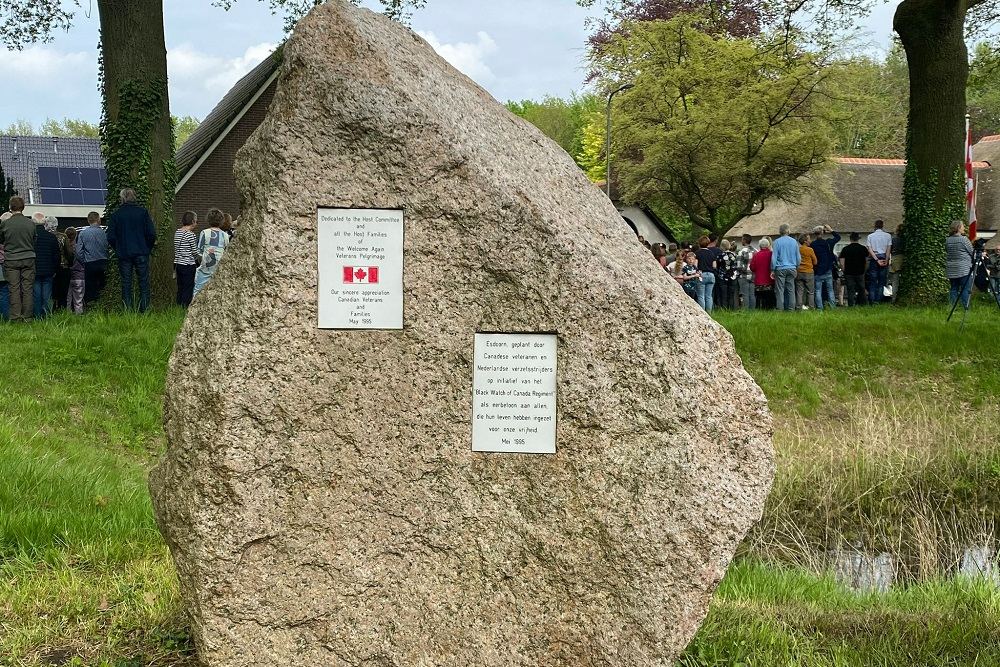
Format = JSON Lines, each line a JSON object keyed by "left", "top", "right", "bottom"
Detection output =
{"left": 946, "top": 238, "right": 1000, "bottom": 331}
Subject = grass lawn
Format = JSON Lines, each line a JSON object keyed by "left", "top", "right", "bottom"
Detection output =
{"left": 1, "top": 307, "right": 998, "bottom": 665}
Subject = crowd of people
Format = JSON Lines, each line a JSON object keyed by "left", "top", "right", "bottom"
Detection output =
{"left": 644, "top": 219, "right": 1000, "bottom": 312}
{"left": 0, "top": 192, "right": 235, "bottom": 321}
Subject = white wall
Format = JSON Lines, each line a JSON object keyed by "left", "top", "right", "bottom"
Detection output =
{"left": 617, "top": 205, "right": 670, "bottom": 245}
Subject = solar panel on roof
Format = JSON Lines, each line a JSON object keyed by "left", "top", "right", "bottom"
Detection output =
{"left": 37, "top": 167, "right": 60, "bottom": 188}
{"left": 82, "top": 190, "right": 105, "bottom": 206}
{"left": 80, "top": 169, "right": 101, "bottom": 190}
{"left": 34, "top": 166, "right": 108, "bottom": 208}
{"left": 59, "top": 168, "right": 82, "bottom": 189}
{"left": 40, "top": 188, "right": 63, "bottom": 205}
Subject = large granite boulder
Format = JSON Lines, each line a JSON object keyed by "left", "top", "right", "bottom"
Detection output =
{"left": 150, "top": 2, "right": 774, "bottom": 664}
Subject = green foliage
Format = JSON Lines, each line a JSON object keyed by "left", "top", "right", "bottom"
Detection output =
{"left": 969, "top": 42, "right": 1000, "bottom": 138}
{"left": 826, "top": 44, "right": 909, "bottom": 158}
{"left": 591, "top": 15, "right": 834, "bottom": 237}
{"left": 40, "top": 117, "right": 100, "bottom": 138}
{"left": 100, "top": 79, "right": 170, "bottom": 215}
{"left": 717, "top": 307, "right": 1000, "bottom": 575}
{"left": 506, "top": 93, "right": 602, "bottom": 171}
{"left": 898, "top": 166, "right": 964, "bottom": 305}
{"left": 2, "top": 119, "right": 37, "bottom": 135}
{"left": 172, "top": 115, "right": 200, "bottom": 150}
{"left": 682, "top": 560, "right": 1000, "bottom": 667}
{"left": 575, "top": 110, "right": 607, "bottom": 182}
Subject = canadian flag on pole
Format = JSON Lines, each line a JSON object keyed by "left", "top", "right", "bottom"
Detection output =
{"left": 966, "top": 115, "right": 978, "bottom": 242}
{"left": 342, "top": 266, "right": 380, "bottom": 284}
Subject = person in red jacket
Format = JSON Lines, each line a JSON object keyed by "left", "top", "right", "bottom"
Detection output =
{"left": 749, "top": 237, "right": 775, "bottom": 310}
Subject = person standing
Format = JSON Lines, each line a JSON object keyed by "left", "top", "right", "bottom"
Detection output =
{"left": 107, "top": 188, "right": 157, "bottom": 312}
{"left": 750, "top": 237, "right": 775, "bottom": 310}
{"left": 193, "top": 208, "right": 231, "bottom": 296}
{"left": 795, "top": 233, "right": 817, "bottom": 310}
{"left": 53, "top": 222, "right": 72, "bottom": 311}
{"left": 839, "top": 232, "right": 869, "bottom": 306}
{"left": 811, "top": 225, "right": 841, "bottom": 310}
{"left": 695, "top": 235, "right": 720, "bottom": 312}
{"left": 76, "top": 211, "right": 110, "bottom": 307}
{"left": 0, "top": 197, "right": 37, "bottom": 322}
{"left": 986, "top": 248, "right": 1000, "bottom": 307}
{"left": 174, "top": 211, "right": 199, "bottom": 307}
{"left": 32, "top": 216, "right": 62, "bottom": 319}
{"left": 770, "top": 224, "right": 801, "bottom": 311}
{"left": 889, "top": 222, "right": 905, "bottom": 303}
{"left": 946, "top": 220, "right": 975, "bottom": 310}
{"left": 717, "top": 240, "right": 739, "bottom": 309}
{"left": 736, "top": 234, "right": 756, "bottom": 310}
{"left": 866, "top": 219, "right": 892, "bottom": 304}
{"left": 0, "top": 211, "right": 9, "bottom": 320}
{"left": 64, "top": 226, "right": 85, "bottom": 315}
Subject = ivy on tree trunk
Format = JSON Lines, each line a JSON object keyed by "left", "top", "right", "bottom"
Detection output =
{"left": 894, "top": 0, "right": 970, "bottom": 305}
{"left": 98, "top": 0, "right": 176, "bottom": 309}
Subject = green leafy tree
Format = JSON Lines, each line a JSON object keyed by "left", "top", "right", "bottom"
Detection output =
{"left": 575, "top": 111, "right": 607, "bottom": 182}
{"left": 970, "top": 42, "right": 1000, "bottom": 138}
{"left": 39, "top": 117, "right": 101, "bottom": 137}
{"left": 173, "top": 115, "right": 201, "bottom": 150}
{"left": 1, "top": 0, "right": 424, "bottom": 308}
{"left": 2, "top": 119, "right": 36, "bottom": 135}
{"left": 826, "top": 45, "right": 909, "bottom": 158}
{"left": 584, "top": 0, "right": 999, "bottom": 303}
{"left": 592, "top": 15, "right": 834, "bottom": 238}
{"left": 506, "top": 93, "right": 602, "bottom": 169}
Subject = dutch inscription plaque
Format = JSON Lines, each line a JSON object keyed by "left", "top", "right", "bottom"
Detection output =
{"left": 317, "top": 207, "right": 404, "bottom": 329}
{"left": 472, "top": 333, "right": 557, "bottom": 454}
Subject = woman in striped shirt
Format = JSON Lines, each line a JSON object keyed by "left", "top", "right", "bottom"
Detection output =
{"left": 174, "top": 211, "right": 198, "bottom": 307}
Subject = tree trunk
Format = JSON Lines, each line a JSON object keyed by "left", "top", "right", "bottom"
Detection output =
{"left": 894, "top": 0, "right": 968, "bottom": 304}
{"left": 98, "top": 0, "right": 176, "bottom": 309}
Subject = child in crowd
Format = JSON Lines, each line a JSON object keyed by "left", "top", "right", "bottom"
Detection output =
{"left": 678, "top": 250, "right": 701, "bottom": 301}
{"left": 65, "top": 226, "right": 85, "bottom": 315}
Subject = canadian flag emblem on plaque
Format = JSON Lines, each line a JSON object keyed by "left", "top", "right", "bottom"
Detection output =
{"left": 343, "top": 266, "right": 379, "bottom": 284}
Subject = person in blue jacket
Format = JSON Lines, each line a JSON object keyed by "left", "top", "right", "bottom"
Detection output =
{"left": 810, "top": 225, "right": 841, "bottom": 310}
{"left": 107, "top": 188, "right": 156, "bottom": 312}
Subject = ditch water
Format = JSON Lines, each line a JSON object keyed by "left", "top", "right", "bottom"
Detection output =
{"left": 830, "top": 545, "right": 999, "bottom": 592}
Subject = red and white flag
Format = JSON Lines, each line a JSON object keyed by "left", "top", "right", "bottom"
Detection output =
{"left": 966, "top": 115, "right": 978, "bottom": 241}
{"left": 342, "top": 266, "right": 379, "bottom": 284}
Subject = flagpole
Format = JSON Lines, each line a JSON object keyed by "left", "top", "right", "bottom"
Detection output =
{"left": 965, "top": 113, "right": 977, "bottom": 242}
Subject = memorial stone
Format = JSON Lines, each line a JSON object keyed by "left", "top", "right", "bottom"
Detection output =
{"left": 150, "top": 1, "right": 775, "bottom": 665}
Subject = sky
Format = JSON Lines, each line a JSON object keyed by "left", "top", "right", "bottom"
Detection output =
{"left": 0, "top": 0, "right": 899, "bottom": 129}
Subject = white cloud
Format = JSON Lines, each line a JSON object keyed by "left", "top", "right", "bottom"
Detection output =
{"left": 168, "top": 41, "right": 278, "bottom": 97}
{"left": 5, "top": 46, "right": 92, "bottom": 81}
{"left": 416, "top": 30, "right": 498, "bottom": 84}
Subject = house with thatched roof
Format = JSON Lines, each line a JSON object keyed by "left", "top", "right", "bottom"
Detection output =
{"left": 729, "top": 144, "right": 997, "bottom": 248}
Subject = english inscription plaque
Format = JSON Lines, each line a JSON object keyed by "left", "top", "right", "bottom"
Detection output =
{"left": 317, "top": 207, "right": 404, "bottom": 329}
{"left": 472, "top": 333, "right": 557, "bottom": 454}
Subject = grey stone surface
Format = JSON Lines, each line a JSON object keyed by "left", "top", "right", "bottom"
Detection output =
{"left": 149, "top": 1, "right": 774, "bottom": 664}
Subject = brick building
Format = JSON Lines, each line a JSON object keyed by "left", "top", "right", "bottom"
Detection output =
{"left": 173, "top": 49, "right": 282, "bottom": 226}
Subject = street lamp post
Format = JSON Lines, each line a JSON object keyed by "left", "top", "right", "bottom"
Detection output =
{"left": 605, "top": 83, "right": 634, "bottom": 197}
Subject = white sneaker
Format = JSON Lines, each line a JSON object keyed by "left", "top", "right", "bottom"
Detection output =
{"left": 801, "top": 305, "right": 809, "bottom": 310}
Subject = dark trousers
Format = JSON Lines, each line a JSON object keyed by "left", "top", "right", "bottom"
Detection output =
{"left": 83, "top": 260, "right": 108, "bottom": 305}
{"left": 755, "top": 286, "right": 776, "bottom": 310}
{"left": 119, "top": 255, "right": 151, "bottom": 312}
{"left": 844, "top": 274, "right": 867, "bottom": 306}
{"left": 33, "top": 276, "right": 54, "bottom": 319}
{"left": 53, "top": 267, "right": 70, "bottom": 310}
{"left": 718, "top": 279, "right": 737, "bottom": 309}
{"left": 175, "top": 263, "right": 196, "bottom": 307}
{"left": 867, "top": 257, "right": 889, "bottom": 304}
{"left": 5, "top": 258, "right": 35, "bottom": 321}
